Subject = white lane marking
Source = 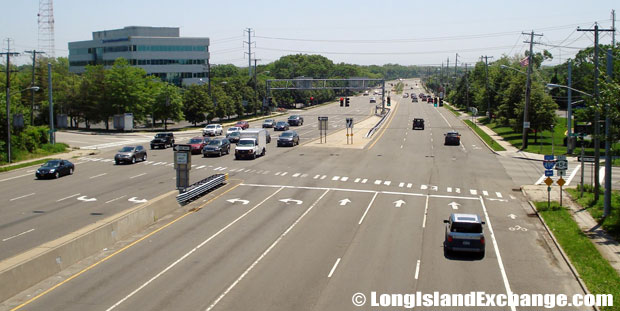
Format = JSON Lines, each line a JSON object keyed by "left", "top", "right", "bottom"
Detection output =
{"left": 280, "top": 172, "right": 288, "bottom": 176}
{"left": 496, "top": 192, "right": 503, "bottom": 198}
{"left": 482, "top": 190, "right": 489, "bottom": 196}
{"left": 321, "top": 175, "right": 327, "bottom": 180}
{"left": 401, "top": 145, "right": 403, "bottom": 149}
{"left": 566, "top": 165, "right": 581, "bottom": 185}
{"left": 214, "top": 166, "right": 223, "bottom": 171}
{"left": 332, "top": 176, "right": 340, "bottom": 181}
{"left": 479, "top": 196, "right": 516, "bottom": 311}
{"left": 374, "top": 180, "right": 382, "bottom": 185}
{"left": 292, "top": 173, "right": 301, "bottom": 178}
{"left": 399, "top": 182, "right": 405, "bottom": 188}
{"left": 314, "top": 175, "right": 320, "bottom": 179}
{"left": 422, "top": 195, "right": 429, "bottom": 228}
{"left": 0, "top": 173, "right": 32, "bottom": 182}
{"left": 460, "top": 142, "right": 467, "bottom": 152}
{"left": 407, "top": 183, "right": 412, "bottom": 188}
{"left": 244, "top": 169, "right": 251, "bottom": 173}
{"left": 107, "top": 187, "right": 286, "bottom": 311}
{"left": 361, "top": 179, "right": 368, "bottom": 184}
{"left": 384, "top": 180, "right": 391, "bottom": 186}
{"left": 358, "top": 192, "right": 379, "bottom": 225}
{"left": 196, "top": 165, "right": 206, "bottom": 169}
{"left": 421, "top": 185, "right": 428, "bottom": 190}
{"left": 301, "top": 174, "right": 308, "bottom": 178}
{"left": 328, "top": 257, "right": 342, "bottom": 278}
{"left": 414, "top": 259, "right": 421, "bottom": 280}
{"left": 534, "top": 174, "right": 546, "bottom": 185}
{"left": 263, "top": 171, "right": 270, "bottom": 175}
{"left": 10, "top": 193, "right": 35, "bottom": 201}
{"left": 340, "top": 177, "right": 348, "bottom": 182}
{"left": 2, "top": 228, "right": 36, "bottom": 242}
{"left": 275, "top": 172, "right": 281, "bottom": 176}
{"left": 130, "top": 173, "right": 147, "bottom": 179}
{"left": 204, "top": 189, "right": 330, "bottom": 311}
{"left": 56, "top": 193, "right": 80, "bottom": 202}
{"left": 89, "top": 173, "right": 107, "bottom": 179}
{"left": 447, "top": 187, "right": 452, "bottom": 193}
{"left": 438, "top": 108, "right": 452, "bottom": 127}
{"left": 26, "top": 169, "right": 36, "bottom": 173}
{"left": 105, "top": 195, "right": 127, "bottom": 204}
{"left": 510, "top": 195, "right": 516, "bottom": 200}
{"left": 470, "top": 189, "right": 478, "bottom": 195}
{"left": 354, "top": 178, "right": 361, "bottom": 183}
{"left": 455, "top": 188, "right": 461, "bottom": 194}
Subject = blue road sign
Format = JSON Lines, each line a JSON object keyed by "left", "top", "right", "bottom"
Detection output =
{"left": 543, "top": 155, "right": 555, "bottom": 169}
{"left": 545, "top": 169, "right": 554, "bottom": 177}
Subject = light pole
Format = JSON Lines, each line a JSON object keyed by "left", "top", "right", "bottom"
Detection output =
{"left": 5, "top": 86, "right": 40, "bottom": 163}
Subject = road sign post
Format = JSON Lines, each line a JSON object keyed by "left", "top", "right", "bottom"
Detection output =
{"left": 346, "top": 118, "right": 353, "bottom": 144}
{"left": 174, "top": 144, "right": 192, "bottom": 191}
{"left": 318, "top": 116, "right": 328, "bottom": 143}
{"left": 557, "top": 177, "right": 566, "bottom": 206}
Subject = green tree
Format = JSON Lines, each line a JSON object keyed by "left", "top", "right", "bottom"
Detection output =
{"left": 182, "top": 84, "right": 210, "bottom": 125}
{"left": 152, "top": 81, "right": 183, "bottom": 130}
{"left": 104, "top": 58, "right": 154, "bottom": 124}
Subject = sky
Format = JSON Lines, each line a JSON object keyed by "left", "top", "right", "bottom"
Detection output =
{"left": 1, "top": 0, "right": 617, "bottom": 68}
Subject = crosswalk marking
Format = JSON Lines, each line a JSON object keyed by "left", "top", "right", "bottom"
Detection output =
{"left": 496, "top": 192, "right": 503, "bottom": 198}
{"left": 470, "top": 189, "right": 477, "bottom": 195}
{"left": 421, "top": 185, "right": 428, "bottom": 190}
{"left": 196, "top": 165, "right": 206, "bottom": 169}
{"left": 293, "top": 173, "right": 301, "bottom": 178}
{"left": 455, "top": 188, "right": 461, "bottom": 193}
{"left": 384, "top": 180, "right": 391, "bottom": 186}
{"left": 341, "top": 177, "right": 349, "bottom": 182}
{"left": 263, "top": 171, "right": 270, "bottom": 174}
{"left": 244, "top": 169, "right": 252, "bottom": 173}
{"left": 447, "top": 187, "right": 452, "bottom": 193}
{"left": 407, "top": 183, "right": 412, "bottom": 188}
{"left": 354, "top": 178, "right": 361, "bottom": 183}
{"left": 314, "top": 175, "right": 321, "bottom": 179}
{"left": 361, "top": 179, "right": 368, "bottom": 184}
{"left": 399, "top": 182, "right": 405, "bottom": 188}
{"left": 510, "top": 195, "right": 516, "bottom": 200}
{"left": 320, "top": 175, "right": 327, "bottom": 180}
{"left": 275, "top": 172, "right": 281, "bottom": 176}
{"left": 374, "top": 180, "right": 382, "bottom": 185}
{"left": 482, "top": 190, "right": 489, "bottom": 196}
{"left": 280, "top": 172, "right": 288, "bottom": 176}
{"left": 301, "top": 174, "right": 308, "bottom": 178}
{"left": 332, "top": 176, "right": 340, "bottom": 181}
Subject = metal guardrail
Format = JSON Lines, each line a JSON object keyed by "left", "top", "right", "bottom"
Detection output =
{"left": 365, "top": 107, "right": 391, "bottom": 138}
{"left": 176, "top": 173, "right": 227, "bottom": 205}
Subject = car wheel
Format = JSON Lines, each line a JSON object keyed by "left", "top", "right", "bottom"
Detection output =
{"left": 151, "top": 145, "right": 155, "bottom": 149}
{"left": 235, "top": 155, "right": 240, "bottom": 160}
{"left": 54, "top": 172, "right": 60, "bottom": 179}
{"left": 219, "top": 150, "right": 222, "bottom": 157}
{"left": 115, "top": 160, "right": 120, "bottom": 165}
{"left": 261, "top": 148, "right": 265, "bottom": 156}
{"left": 203, "top": 153, "right": 207, "bottom": 158}
{"left": 143, "top": 154, "right": 147, "bottom": 161}
{"left": 131, "top": 157, "right": 136, "bottom": 164}
{"left": 252, "top": 153, "right": 256, "bottom": 159}
{"left": 69, "top": 168, "right": 74, "bottom": 175}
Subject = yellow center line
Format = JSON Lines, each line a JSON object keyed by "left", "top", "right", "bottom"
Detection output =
{"left": 367, "top": 100, "right": 400, "bottom": 150}
{"left": 10, "top": 182, "right": 243, "bottom": 311}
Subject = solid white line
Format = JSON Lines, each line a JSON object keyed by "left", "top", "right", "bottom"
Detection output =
{"left": 105, "top": 195, "right": 127, "bottom": 204}
{"left": 479, "top": 196, "right": 516, "bottom": 311}
{"left": 438, "top": 109, "right": 452, "bottom": 127}
{"left": 414, "top": 259, "right": 421, "bottom": 280}
{"left": 566, "top": 165, "right": 581, "bottom": 185}
{"left": 422, "top": 195, "right": 429, "bottom": 228}
{"left": 358, "top": 192, "right": 379, "bottom": 225}
{"left": 0, "top": 173, "right": 31, "bottom": 182}
{"left": 332, "top": 176, "right": 340, "bottom": 181}
{"left": 2, "top": 228, "right": 35, "bottom": 242}
{"left": 130, "top": 173, "right": 147, "bottom": 179}
{"left": 204, "top": 189, "right": 330, "bottom": 311}
{"left": 107, "top": 187, "right": 285, "bottom": 311}
{"left": 535, "top": 174, "right": 546, "bottom": 185}
{"left": 56, "top": 193, "right": 80, "bottom": 202}
{"left": 10, "top": 193, "right": 35, "bottom": 201}
{"left": 328, "top": 257, "right": 342, "bottom": 278}
{"left": 89, "top": 173, "right": 107, "bottom": 179}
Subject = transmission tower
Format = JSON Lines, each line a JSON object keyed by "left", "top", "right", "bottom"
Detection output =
{"left": 37, "top": 0, "right": 55, "bottom": 57}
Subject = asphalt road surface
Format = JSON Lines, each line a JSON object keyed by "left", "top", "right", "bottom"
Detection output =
{"left": 3, "top": 79, "right": 586, "bottom": 310}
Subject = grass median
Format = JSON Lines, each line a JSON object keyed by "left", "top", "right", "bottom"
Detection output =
{"left": 463, "top": 120, "right": 506, "bottom": 152}
{"left": 535, "top": 202, "right": 620, "bottom": 310}
{"left": 0, "top": 143, "right": 71, "bottom": 172}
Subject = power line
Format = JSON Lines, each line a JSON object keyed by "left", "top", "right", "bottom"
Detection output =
{"left": 256, "top": 44, "right": 518, "bottom": 55}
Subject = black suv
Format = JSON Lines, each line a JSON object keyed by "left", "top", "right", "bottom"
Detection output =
{"left": 412, "top": 118, "right": 424, "bottom": 130}
{"left": 287, "top": 115, "right": 304, "bottom": 126}
{"left": 151, "top": 132, "right": 175, "bottom": 149}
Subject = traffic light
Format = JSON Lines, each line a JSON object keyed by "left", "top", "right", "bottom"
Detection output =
{"left": 345, "top": 97, "right": 350, "bottom": 107}
{"left": 340, "top": 97, "right": 344, "bottom": 107}
{"left": 387, "top": 96, "right": 391, "bottom": 106}
{"left": 310, "top": 96, "right": 314, "bottom": 105}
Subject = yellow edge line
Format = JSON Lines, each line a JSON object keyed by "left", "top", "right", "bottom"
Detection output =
{"left": 367, "top": 101, "right": 400, "bottom": 150}
{"left": 11, "top": 182, "right": 242, "bottom": 311}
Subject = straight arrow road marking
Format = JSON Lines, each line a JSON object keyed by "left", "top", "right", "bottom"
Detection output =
{"left": 393, "top": 199, "right": 406, "bottom": 208}
{"left": 449, "top": 202, "right": 460, "bottom": 210}
{"left": 339, "top": 198, "right": 351, "bottom": 206}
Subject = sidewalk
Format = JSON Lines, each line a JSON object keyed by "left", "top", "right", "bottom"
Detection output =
{"left": 0, "top": 148, "right": 100, "bottom": 170}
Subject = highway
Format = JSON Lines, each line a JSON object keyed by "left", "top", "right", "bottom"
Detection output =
{"left": 2, "top": 79, "right": 586, "bottom": 310}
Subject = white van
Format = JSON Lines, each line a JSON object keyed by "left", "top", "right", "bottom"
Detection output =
{"left": 235, "top": 128, "right": 267, "bottom": 160}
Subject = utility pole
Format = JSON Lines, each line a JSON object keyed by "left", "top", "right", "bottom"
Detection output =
{"left": 465, "top": 63, "right": 469, "bottom": 111}
{"left": 604, "top": 49, "right": 613, "bottom": 217}
{"left": 244, "top": 28, "right": 254, "bottom": 77}
{"left": 577, "top": 23, "right": 613, "bottom": 201}
{"left": 48, "top": 62, "right": 55, "bottom": 144}
{"left": 522, "top": 31, "right": 543, "bottom": 150}
{"left": 24, "top": 50, "right": 45, "bottom": 126}
{"left": 2, "top": 39, "right": 19, "bottom": 163}
{"left": 567, "top": 60, "right": 573, "bottom": 154}
{"left": 253, "top": 58, "right": 261, "bottom": 114}
{"left": 481, "top": 55, "right": 494, "bottom": 119}
{"left": 455, "top": 53, "right": 459, "bottom": 77}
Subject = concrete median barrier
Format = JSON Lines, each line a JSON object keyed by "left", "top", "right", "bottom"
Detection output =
{"left": 0, "top": 190, "right": 179, "bottom": 302}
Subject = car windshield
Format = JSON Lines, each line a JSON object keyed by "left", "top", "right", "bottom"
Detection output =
{"left": 43, "top": 160, "right": 61, "bottom": 168}
{"left": 119, "top": 146, "right": 135, "bottom": 152}
{"left": 288, "top": 116, "right": 297, "bottom": 119}
{"left": 264, "top": 119, "right": 273, "bottom": 123}
{"left": 277, "top": 122, "right": 287, "bottom": 126}
{"left": 155, "top": 133, "right": 167, "bottom": 138}
{"left": 237, "top": 139, "right": 255, "bottom": 147}
{"left": 229, "top": 127, "right": 240, "bottom": 131}
{"left": 189, "top": 138, "right": 203, "bottom": 144}
{"left": 281, "top": 132, "right": 293, "bottom": 137}
{"left": 447, "top": 133, "right": 459, "bottom": 137}
{"left": 207, "top": 140, "right": 222, "bottom": 146}
{"left": 228, "top": 132, "right": 240, "bottom": 137}
{"left": 451, "top": 222, "right": 483, "bottom": 233}
{"left": 206, "top": 125, "right": 216, "bottom": 129}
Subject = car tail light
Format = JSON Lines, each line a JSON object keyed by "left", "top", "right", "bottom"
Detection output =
{"left": 447, "top": 236, "right": 453, "bottom": 242}
{"left": 480, "top": 237, "right": 485, "bottom": 244}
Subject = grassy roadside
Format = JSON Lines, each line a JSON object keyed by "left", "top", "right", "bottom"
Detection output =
{"left": 463, "top": 120, "right": 506, "bottom": 151}
{"left": 566, "top": 187, "right": 620, "bottom": 241}
{"left": 0, "top": 158, "right": 51, "bottom": 173}
{"left": 535, "top": 202, "right": 620, "bottom": 310}
{"left": 444, "top": 104, "right": 461, "bottom": 117}
{"left": 0, "top": 143, "right": 70, "bottom": 169}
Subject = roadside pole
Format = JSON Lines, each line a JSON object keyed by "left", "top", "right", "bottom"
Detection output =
{"left": 580, "top": 135, "right": 585, "bottom": 198}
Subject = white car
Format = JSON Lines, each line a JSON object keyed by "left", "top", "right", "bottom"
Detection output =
{"left": 202, "top": 124, "right": 223, "bottom": 136}
{"left": 369, "top": 97, "right": 377, "bottom": 103}
{"left": 226, "top": 126, "right": 242, "bottom": 135}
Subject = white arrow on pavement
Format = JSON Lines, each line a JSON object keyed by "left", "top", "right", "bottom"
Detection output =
{"left": 393, "top": 200, "right": 406, "bottom": 208}
{"left": 508, "top": 214, "right": 517, "bottom": 219}
{"left": 227, "top": 198, "right": 249, "bottom": 205}
{"left": 448, "top": 202, "right": 460, "bottom": 210}
{"left": 339, "top": 198, "right": 351, "bottom": 206}
{"left": 77, "top": 195, "right": 97, "bottom": 202}
{"left": 128, "top": 197, "right": 148, "bottom": 204}
{"left": 280, "top": 198, "right": 303, "bottom": 205}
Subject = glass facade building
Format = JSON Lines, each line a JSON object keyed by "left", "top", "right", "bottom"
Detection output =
{"left": 68, "top": 26, "right": 210, "bottom": 86}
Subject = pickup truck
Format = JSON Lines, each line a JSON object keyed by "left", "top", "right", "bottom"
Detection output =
{"left": 443, "top": 213, "right": 485, "bottom": 257}
{"left": 235, "top": 128, "right": 267, "bottom": 160}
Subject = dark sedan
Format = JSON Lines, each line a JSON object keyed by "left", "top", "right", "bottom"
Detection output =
{"left": 226, "top": 131, "right": 241, "bottom": 143}
{"left": 202, "top": 138, "right": 231, "bottom": 157}
{"left": 288, "top": 115, "right": 304, "bottom": 126}
{"left": 277, "top": 130, "right": 300, "bottom": 147}
{"left": 115, "top": 145, "right": 147, "bottom": 164}
{"left": 274, "top": 121, "right": 289, "bottom": 131}
{"left": 36, "top": 159, "right": 74, "bottom": 179}
{"left": 444, "top": 131, "right": 461, "bottom": 145}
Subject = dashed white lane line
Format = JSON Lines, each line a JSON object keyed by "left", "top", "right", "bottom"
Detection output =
{"left": 89, "top": 173, "right": 107, "bottom": 179}
{"left": 328, "top": 257, "right": 342, "bottom": 278}
{"left": 275, "top": 172, "right": 282, "bottom": 176}
{"left": 2, "top": 228, "right": 35, "bottom": 242}
{"left": 414, "top": 259, "right": 421, "bottom": 280}
{"left": 10, "top": 193, "right": 35, "bottom": 201}
{"left": 105, "top": 195, "right": 127, "bottom": 204}
{"left": 422, "top": 195, "right": 429, "bottom": 228}
{"left": 314, "top": 175, "right": 321, "bottom": 179}
{"left": 0, "top": 173, "right": 32, "bottom": 183}
{"left": 130, "top": 173, "right": 147, "bottom": 179}
{"left": 292, "top": 173, "right": 301, "bottom": 178}
{"left": 56, "top": 193, "right": 80, "bottom": 202}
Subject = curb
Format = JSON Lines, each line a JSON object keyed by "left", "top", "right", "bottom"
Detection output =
{"left": 458, "top": 118, "right": 500, "bottom": 155}
{"left": 520, "top": 187, "right": 598, "bottom": 311}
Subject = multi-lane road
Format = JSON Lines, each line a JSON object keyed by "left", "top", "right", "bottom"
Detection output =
{"left": 2, "top": 79, "right": 588, "bottom": 310}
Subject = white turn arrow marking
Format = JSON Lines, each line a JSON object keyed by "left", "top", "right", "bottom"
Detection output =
{"left": 393, "top": 200, "right": 406, "bottom": 208}
{"left": 508, "top": 214, "right": 517, "bottom": 219}
{"left": 339, "top": 198, "right": 351, "bottom": 206}
{"left": 448, "top": 202, "right": 460, "bottom": 210}
{"left": 77, "top": 195, "right": 97, "bottom": 202}
{"left": 279, "top": 198, "right": 303, "bottom": 205}
{"left": 226, "top": 198, "right": 249, "bottom": 205}
{"left": 128, "top": 197, "right": 148, "bottom": 204}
